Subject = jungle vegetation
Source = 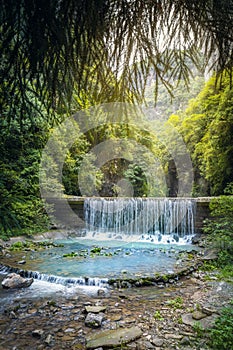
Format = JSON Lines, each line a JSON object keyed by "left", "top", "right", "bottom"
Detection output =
{"left": 0, "top": 1, "right": 233, "bottom": 239}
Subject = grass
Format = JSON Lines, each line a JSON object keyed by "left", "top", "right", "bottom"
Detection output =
{"left": 167, "top": 296, "right": 183, "bottom": 309}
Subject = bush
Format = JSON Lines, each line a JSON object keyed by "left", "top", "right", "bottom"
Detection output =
{"left": 204, "top": 183, "right": 233, "bottom": 258}
{"left": 208, "top": 305, "right": 233, "bottom": 349}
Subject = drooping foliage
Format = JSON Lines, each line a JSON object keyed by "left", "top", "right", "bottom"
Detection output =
{"left": 0, "top": 0, "right": 232, "bottom": 122}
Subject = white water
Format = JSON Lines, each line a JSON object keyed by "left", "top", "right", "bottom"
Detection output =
{"left": 84, "top": 198, "right": 196, "bottom": 244}
{"left": 0, "top": 264, "right": 108, "bottom": 289}
{"left": 0, "top": 279, "right": 107, "bottom": 309}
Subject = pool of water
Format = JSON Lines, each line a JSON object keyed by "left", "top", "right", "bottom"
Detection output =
{"left": 21, "top": 237, "right": 196, "bottom": 279}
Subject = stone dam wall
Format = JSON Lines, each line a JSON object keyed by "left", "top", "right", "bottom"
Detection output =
{"left": 47, "top": 197, "right": 213, "bottom": 234}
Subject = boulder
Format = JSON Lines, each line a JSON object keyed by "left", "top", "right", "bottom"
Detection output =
{"left": 192, "top": 310, "right": 207, "bottom": 320}
{"left": 182, "top": 312, "right": 218, "bottom": 329}
{"left": 86, "top": 326, "right": 142, "bottom": 349}
{"left": 2, "top": 273, "right": 33, "bottom": 289}
{"left": 191, "top": 235, "right": 201, "bottom": 244}
{"left": 85, "top": 312, "right": 104, "bottom": 328}
{"left": 201, "top": 249, "right": 218, "bottom": 261}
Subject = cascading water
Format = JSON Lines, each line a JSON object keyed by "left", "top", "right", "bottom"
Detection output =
{"left": 84, "top": 198, "right": 196, "bottom": 243}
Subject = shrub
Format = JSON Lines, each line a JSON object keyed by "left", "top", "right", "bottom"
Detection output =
{"left": 204, "top": 183, "right": 233, "bottom": 259}
{"left": 208, "top": 305, "right": 233, "bottom": 349}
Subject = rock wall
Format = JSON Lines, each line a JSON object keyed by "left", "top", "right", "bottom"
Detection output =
{"left": 194, "top": 198, "right": 211, "bottom": 234}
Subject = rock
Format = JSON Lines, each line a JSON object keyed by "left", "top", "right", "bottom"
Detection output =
{"left": 111, "top": 313, "right": 122, "bottom": 321}
{"left": 62, "top": 335, "right": 75, "bottom": 341}
{"left": 192, "top": 272, "right": 200, "bottom": 279}
{"left": 64, "top": 327, "right": 75, "bottom": 333}
{"left": 17, "top": 260, "right": 26, "bottom": 265}
{"left": 97, "top": 289, "right": 106, "bottom": 296}
{"left": 201, "top": 305, "right": 215, "bottom": 315}
{"left": 201, "top": 249, "right": 218, "bottom": 261}
{"left": 27, "top": 308, "right": 37, "bottom": 314}
{"left": 85, "top": 312, "right": 104, "bottom": 328}
{"left": 136, "top": 340, "right": 155, "bottom": 348}
{"left": 9, "top": 311, "right": 17, "bottom": 319}
{"left": 180, "top": 336, "right": 191, "bottom": 345}
{"left": 115, "top": 235, "right": 122, "bottom": 240}
{"left": 182, "top": 313, "right": 219, "bottom": 329}
{"left": 85, "top": 305, "right": 106, "bottom": 313}
{"left": 32, "top": 329, "right": 44, "bottom": 338}
{"left": 191, "top": 235, "right": 201, "bottom": 244}
{"left": 164, "top": 333, "right": 183, "bottom": 340}
{"left": 2, "top": 273, "right": 33, "bottom": 289}
{"left": 192, "top": 310, "right": 207, "bottom": 320}
{"left": 45, "top": 334, "right": 53, "bottom": 345}
{"left": 151, "top": 337, "right": 164, "bottom": 346}
{"left": 126, "top": 344, "right": 137, "bottom": 349}
{"left": 86, "top": 326, "right": 142, "bottom": 349}
{"left": 173, "top": 234, "right": 179, "bottom": 242}
{"left": 123, "top": 316, "right": 136, "bottom": 324}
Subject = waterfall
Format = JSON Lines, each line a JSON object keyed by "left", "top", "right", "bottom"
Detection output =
{"left": 84, "top": 198, "right": 196, "bottom": 242}
{"left": 0, "top": 264, "right": 108, "bottom": 287}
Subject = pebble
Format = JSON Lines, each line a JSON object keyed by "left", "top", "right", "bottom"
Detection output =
{"left": 180, "top": 336, "right": 191, "bottom": 345}
{"left": 17, "top": 260, "right": 26, "bottom": 264}
{"left": 45, "top": 334, "right": 53, "bottom": 345}
{"left": 151, "top": 337, "right": 164, "bottom": 346}
{"left": 32, "top": 329, "right": 44, "bottom": 338}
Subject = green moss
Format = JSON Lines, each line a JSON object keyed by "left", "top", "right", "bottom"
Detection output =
{"left": 90, "top": 246, "right": 102, "bottom": 254}
{"left": 63, "top": 251, "right": 78, "bottom": 258}
{"left": 9, "top": 240, "right": 64, "bottom": 251}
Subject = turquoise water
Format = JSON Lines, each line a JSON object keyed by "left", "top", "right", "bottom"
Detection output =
{"left": 24, "top": 238, "right": 196, "bottom": 279}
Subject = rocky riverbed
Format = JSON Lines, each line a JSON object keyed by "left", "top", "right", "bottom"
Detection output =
{"left": 0, "top": 274, "right": 233, "bottom": 350}
{"left": 0, "top": 233, "right": 232, "bottom": 349}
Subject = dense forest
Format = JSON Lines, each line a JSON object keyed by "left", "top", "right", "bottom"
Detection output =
{"left": 0, "top": 68, "right": 232, "bottom": 238}
{"left": 0, "top": 0, "right": 233, "bottom": 239}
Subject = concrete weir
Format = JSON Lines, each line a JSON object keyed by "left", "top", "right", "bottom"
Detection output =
{"left": 47, "top": 196, "right": 212, "bottom": 234}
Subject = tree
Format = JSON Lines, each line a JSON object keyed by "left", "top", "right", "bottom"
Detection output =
{"left": 173, "top": 72, "right": 233, "bottom": 196}
{"left": 0, "top": 0, "right": 232, "bottom": 122}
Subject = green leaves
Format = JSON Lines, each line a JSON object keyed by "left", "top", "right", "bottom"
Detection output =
{"left": 175, "top": 72, "right": 233, "bottom": 196}
{"left": 204, "top": 186, "right": 233, "bottom": 256}
{"left": 0, "top": 117, "right": 50, "bottom": 237}
{"left": 1, "top": 1, "right": 232, "bottom": 122}
{"left": 208, "top": 306, "right": 233, "bottom": 349}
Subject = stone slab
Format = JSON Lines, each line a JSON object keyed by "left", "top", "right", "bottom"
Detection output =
{"left": 85, "top": 306, "right": 106, "bottom": 313}
{"left": 86, "top": 326, "right": 142, "bottom": 349}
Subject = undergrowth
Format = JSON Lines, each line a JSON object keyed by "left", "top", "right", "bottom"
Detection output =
{"left": 208, "top": 302, "right": 233, "bottom": 349}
